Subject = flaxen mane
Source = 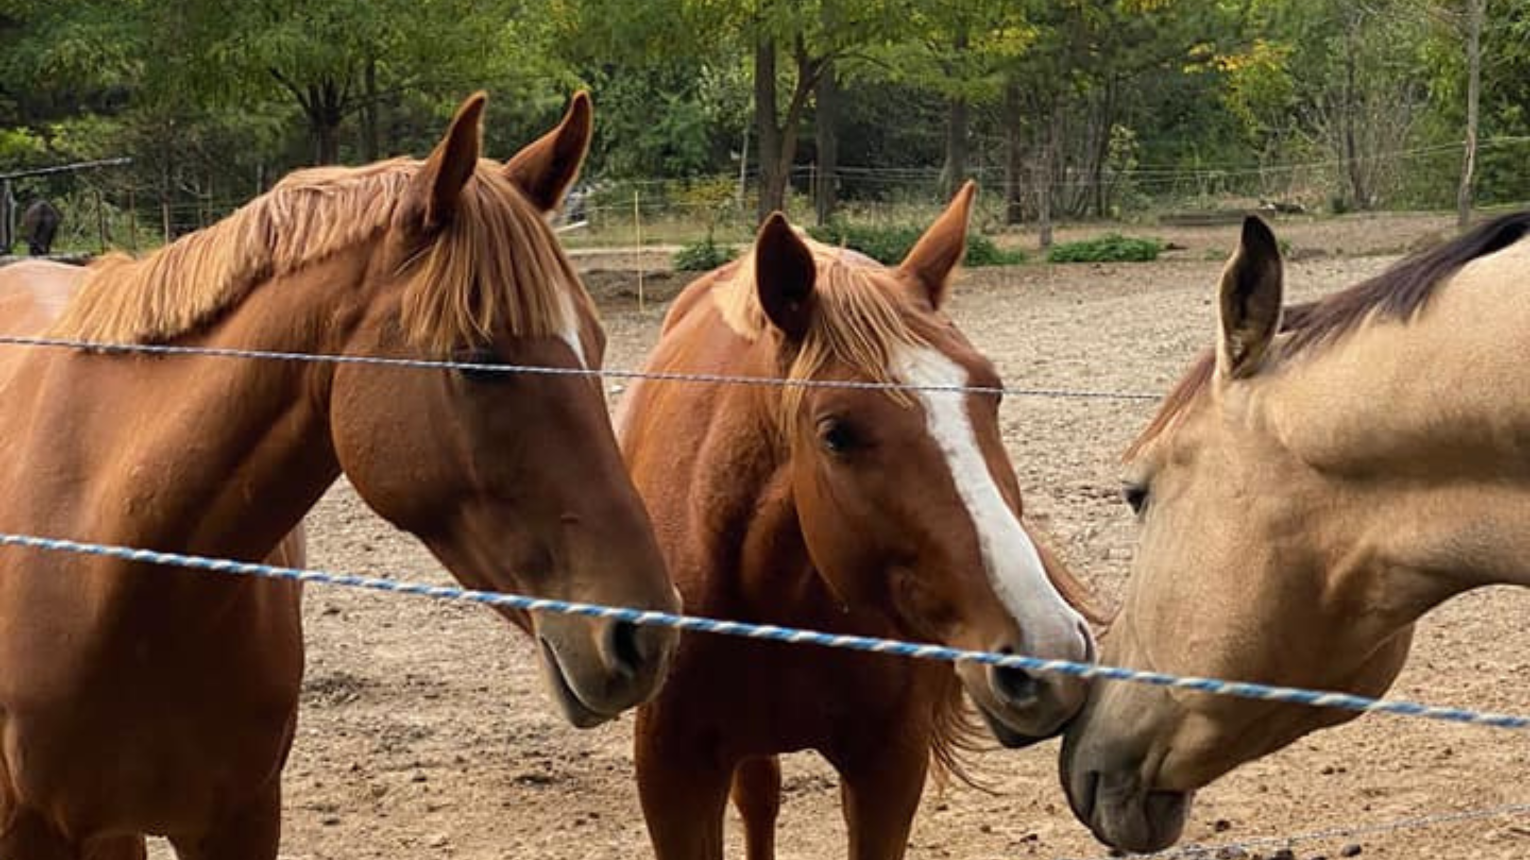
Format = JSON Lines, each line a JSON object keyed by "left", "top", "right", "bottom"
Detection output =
{"left": 713, "top": 236, "right": 928, "bottom": 426}
{"left": 1128, "top": 210, "right": 1530, "bottom": 458}
{"left": 50, "top": 158, "right": 590, "bottom": 354}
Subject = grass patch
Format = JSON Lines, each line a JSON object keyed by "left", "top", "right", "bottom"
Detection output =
{"left": 1047, "top": 233, "right": 1164, "bottom": 263}
{"left": 807, "top": 221, "right": 1026, "bottom": 267}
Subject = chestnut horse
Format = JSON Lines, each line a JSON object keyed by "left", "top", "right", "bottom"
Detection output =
{"left": 619, "top": 183, "right": 1099, "bottom": 860}
{"left": 1062, "top": 213, "right": 1530, "bottom": 853}
{"left": 0, "top": 92, "right": 678, "bottom": 860}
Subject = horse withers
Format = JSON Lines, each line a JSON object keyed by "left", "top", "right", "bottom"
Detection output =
{"left": 619, "top": 183, "right": 1100, "bottom": 860}
{"left": 0, "top": 91, "right": 678, "bottom": 860}
{"left": 1061, "top": 214, "right": 1530, "bottom": 853}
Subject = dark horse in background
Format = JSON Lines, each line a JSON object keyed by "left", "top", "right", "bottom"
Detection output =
{"left": 20, "top": 199, "right": 61, "bottom": 256}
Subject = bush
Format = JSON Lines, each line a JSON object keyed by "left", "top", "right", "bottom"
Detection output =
{"left": 672, "top": 235, "right": 737, "bottom": 271}
{"left": 1046, "top": 234, "right": 1164, "bottom": 263}
{"left": 964, "top": 234, "right": 1028, "bottom": 266}
{"left": 807, "top": 222, "right": 1026, "bottom": 267}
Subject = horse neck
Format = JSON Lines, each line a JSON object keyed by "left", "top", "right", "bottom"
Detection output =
{"left": 1270, "top": 264, "right": 1530, "bottom": 595}
{"left": 630, "top": 323, "right": 816, "bottom": 613}
{"left": 49, "top": 250, "right": 369, "bottom": 562}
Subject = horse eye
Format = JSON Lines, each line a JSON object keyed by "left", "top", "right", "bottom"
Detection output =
{"left": 452, "top": 348, "right": 506, "bottom": 383}
{"left": 818, "top": 419, "right": 858, "bottom": 455}
{"left": 1122, "top": 483, "right": 1150, "bottom": 516}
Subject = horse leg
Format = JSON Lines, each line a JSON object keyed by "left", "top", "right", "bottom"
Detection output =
{"left": 0, "top": 808, "right": 76, "bottom": 860}
{"left": 634, "top": 710, "right": 732, "bottom": 860}
{"left": 730, "top": 755, "right": 782, "bottom": 860}
{"left": 82, "top": 835, "right": 146, "bottom": 860}
{"left": 167, "top": 783, "right": 280, "bottom": 860}
{"left": 831, "top": 738, "right": 930, "bottom": 860}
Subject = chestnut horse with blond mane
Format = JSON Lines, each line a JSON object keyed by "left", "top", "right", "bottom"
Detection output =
{"left": 0, "top": 92, "right": 678, "bottom": 860}
{"left": 1062, "top": 212, "right": 1530, "bottom": 853}
{"left": 618, "top": 183, "right": 1099, "bottom": 860}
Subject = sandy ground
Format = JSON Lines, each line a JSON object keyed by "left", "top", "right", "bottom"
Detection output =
{"left": 140, "top": 243, "right": 1530, "bottom": 860}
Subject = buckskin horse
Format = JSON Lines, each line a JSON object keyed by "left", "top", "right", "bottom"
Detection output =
{"left": 618, "top": 183, "right": 1100, "bottom": 860}
{"left": 0, "top": 91, "right": 678, "bottom": 859}
{"left": 1062, "top": 213, "right": 1530, "bottom": 852}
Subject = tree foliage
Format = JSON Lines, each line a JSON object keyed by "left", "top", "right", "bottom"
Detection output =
{"left": 0, "top": 0, "right": 1519, "bottom": 233}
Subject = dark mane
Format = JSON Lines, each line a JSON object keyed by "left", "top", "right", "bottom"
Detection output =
{"left": 1126, "top": 210, "right": 1530, "bottom": 459}
{"left": 1284, "top": 209, "right": 1530, "bottom": 355}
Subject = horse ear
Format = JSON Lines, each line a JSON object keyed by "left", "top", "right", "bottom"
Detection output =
{"left": 900, "top": 180, "right": 976, "bottom": 309}
{"left": 505, "top": 91, "right": 593, "bottom": 213}
{"left": 1217, "top": 215, "right": 1285, "bottom": 378}
{"left": 410, "top": 92, "right": 485, "bottom": 231}
{"left": 755, "top": 212, "right": 817, "bottom": 341}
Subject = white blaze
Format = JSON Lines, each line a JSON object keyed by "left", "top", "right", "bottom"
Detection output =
{"left": 892, "top": 345, "right": 1087, "bottom": 657}
{"left": 557, "top": 289, "right": 586, "bottom": 368}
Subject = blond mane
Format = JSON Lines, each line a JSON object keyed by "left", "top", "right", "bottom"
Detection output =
{"left": 713, "top": 235, "right": 928, "bottom": 424}
{"left": 49, "top": 158, "right": 588, "bottom": 354}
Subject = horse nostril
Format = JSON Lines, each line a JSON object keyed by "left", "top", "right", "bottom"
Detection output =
{"left": 993, "top": 646, "right": 1041, "bottom": 705}
{"left": 1078, "top": 621, "right": 1097, "bottom": 662}
{"left": 607, "top": 621, "right": 645, "bottom": 678}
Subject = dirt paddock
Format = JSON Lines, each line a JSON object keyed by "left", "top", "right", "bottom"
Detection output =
{"left": 148, "top": 244, "right": 1528, "bottom": 859}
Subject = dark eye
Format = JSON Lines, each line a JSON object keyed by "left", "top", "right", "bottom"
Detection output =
{"left": 818, "top": 418, "right": 859, "bottom": 455}
{"left": 1122, "top": 483, "right": 1149, "bottom": 516}
{"left": 452, "top": 347, "right": 507, "bottom": 383}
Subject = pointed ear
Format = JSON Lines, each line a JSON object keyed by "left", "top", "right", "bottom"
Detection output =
{"left": 1218, "top": 215, "right": 1285, "bottom": 378}
{"left": 755, "top": 212, "right": 817, "bottom": 341}
{"left": 410, "top": 92, "right": 485, "bottom": 231}
{"left": 506, "top": 90, "right": 593, "bottom": 212}
{"left": 900, "top": 180, "right": 976, "bottom": 309}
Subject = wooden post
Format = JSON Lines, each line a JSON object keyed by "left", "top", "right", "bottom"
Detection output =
{"left": 93, "top": 187, "right": 108, "bottom": 252}
{"left": 127, "top": 186, "right": 138, "bottom": 251}
{"left": 634, "top": 189, "right": 645, "bottom": 314}
{"left": 0, "top": 179, "right": 13, "bottom": 254}
{"left": 1458, "top": 0, "right": 1485, "bottom": 228}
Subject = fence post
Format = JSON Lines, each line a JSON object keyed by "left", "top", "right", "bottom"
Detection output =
{"left": 93, "top": 187, "right": 108, "bottom": 252}
{"left": 0, "top": 179, "right": 13, "bottom": 255}
{"left": 126, "top": 186, "right": 138, "bottom": 252}
{"left": 633, "top": 189, "right": 645, "bottom": 314}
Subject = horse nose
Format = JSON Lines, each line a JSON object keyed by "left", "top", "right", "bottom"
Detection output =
{"left": 601, "top": 619, "right": 668, "bottom": 680}
{"left": 990, "top": 646, "right": 1041, "bottom": 707}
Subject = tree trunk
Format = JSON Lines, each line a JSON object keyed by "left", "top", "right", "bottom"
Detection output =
{"left": 755, "top": 36, "right": 785, "bottom": 222}
{"left": 361, "top": 56, "right": 380, "bottom": 163}
{"left": 307, "top": 79, "right": 347, "bottom": 165}
{"left": 1458, "top": 0, "right": 1484, "bottom": 228}
{"left": 315, "top": 120, "right": 341, "bottom": 165}
{"left": 814, "top": 59, "right": 839, "bottom": 226}
{"left": 1341, "top": 12, "right": 1366, "bottom": 210}
{"left": 1089, "top": 80, "right": 1118, "bottom": 218}
{"left": 754, "top": 35, "right": 816, "bottom": 223}
{"left": 1038, "top": 100, "right": 1061, "bottom": 249}
{"left": 1003, "top": 78, "right": 1024, "bottom": 225}
{"left": 939, "top": 28, "right": 970, "bottom": 200}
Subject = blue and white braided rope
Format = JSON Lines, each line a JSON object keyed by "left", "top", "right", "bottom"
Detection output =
{"left": 1, "top": 530, "right": 1525, "bottom": 731}
{"left": 0, "top": 334, "right": 1161, "bottom": 402}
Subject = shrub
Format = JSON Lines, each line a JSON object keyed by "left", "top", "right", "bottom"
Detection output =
{"left": 807, "top": 222, "right": 1026, "bottom": 267}
{"left": 1046, "top": 234, "right": 1164, "bottom": 263}
{"left": 807, "top": 222, "right": 922, "bottom": 265}
{"left": 964, "top": 234, "right": 1028, "bottom": 266}
{"left": 672, "top": 235, "right": 738, "bottom": 271}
